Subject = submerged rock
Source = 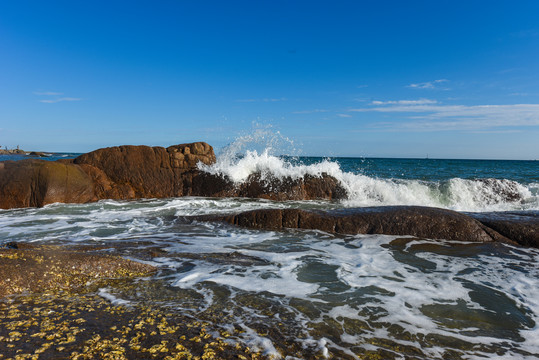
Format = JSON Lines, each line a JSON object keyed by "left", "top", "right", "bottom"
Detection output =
{"left": 191, "top": 206, "right": 524, "bottom": 245}
{"left": 0, "top": 292, "right": 268, "bottom": 360}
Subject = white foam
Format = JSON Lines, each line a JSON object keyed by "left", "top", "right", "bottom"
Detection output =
{"left": 238, "top": 324, "right": 282, "bottom": 359}
{"left": 2, "top": 195, "right": 539, "bottom": 358}
{"left": 172, "top": 255, "right": 319, "bottom": 298}
{"left": 98, "top": 287, "right": 132, "bottom": 306}
{"left": 200, "top": 148, "right": 538, "bottom": 212}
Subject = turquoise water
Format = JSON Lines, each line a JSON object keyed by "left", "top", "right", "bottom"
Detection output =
{"left": 0, "top": 152, "right": 81, "bottom": 162}
{"left": 289, "top": 156, "right": 539, "bottom": 184}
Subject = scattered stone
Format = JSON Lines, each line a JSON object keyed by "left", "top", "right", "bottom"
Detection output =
{"left": 0, "top": 292, "right": 267, "bottom": 359}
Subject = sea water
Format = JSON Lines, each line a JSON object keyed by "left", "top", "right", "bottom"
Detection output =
{"left": 1, "top": 141, "right": 538, "bottom": 359}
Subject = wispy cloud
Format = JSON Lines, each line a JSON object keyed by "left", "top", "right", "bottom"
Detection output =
{"left": 350, "top": 103, "right": 539, "bottom": 131}
{"left": 292, "top": 109, "right": 329, "bottom": 114}
{"left": 407, "top": 79, "right": 449, "bottom": 90}
{"left": 39, "top": 97, "right": 82, "bottom": 103}
{"left": 35, "top": 91, "right": 81, "bottom": 104}
{"left": 337, "top": 114, "right": 352, "bottom": 118}
{"left": 236, "top": 98, "right": 287, "bottom": 103}
{"left": 33, "top": 91, "right": 64, "bottom": 96}
{"left": 371, "top": 99, "right": 437, "bottom": 106}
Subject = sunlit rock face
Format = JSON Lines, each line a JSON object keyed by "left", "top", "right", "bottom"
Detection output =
{"left": 0, "top": 141, "right": 345, "bottom": 209}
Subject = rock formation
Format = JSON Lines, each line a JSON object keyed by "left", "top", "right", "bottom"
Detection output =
{"left": 468, "top": 211, "right": 538, "bottom": 248}
{"left": 188, "top": 206, "right": 539, "bottom": 247}
{"left": 0, "top": 159, "right": 95, "bottom": 208}
{"left": 0, "top": 142, "right": 345, "bottom": 209}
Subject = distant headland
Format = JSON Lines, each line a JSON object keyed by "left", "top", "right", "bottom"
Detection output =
{"left": 0, "top": 146, "right": 47, "bottom": 157}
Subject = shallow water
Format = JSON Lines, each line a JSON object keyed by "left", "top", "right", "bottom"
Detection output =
{"left": 1, "top": 198, "right": 538, "bottom": 359}
{"left": 2, "top": 133, "right": 539, "bottom": 358}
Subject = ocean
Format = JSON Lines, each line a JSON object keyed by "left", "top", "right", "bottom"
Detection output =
{"left": 1, "top": 144, "right": 538, "bottom": 359}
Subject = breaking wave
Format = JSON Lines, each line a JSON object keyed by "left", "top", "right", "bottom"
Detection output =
{"left": 200, "top": 132, "right": 538, "bottom": 212}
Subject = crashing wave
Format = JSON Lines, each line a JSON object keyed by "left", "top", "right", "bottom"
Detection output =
{"left": 200, "top": 146, "right": 537, "bottom": 212}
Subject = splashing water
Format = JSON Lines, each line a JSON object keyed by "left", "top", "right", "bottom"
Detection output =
{"left": 1, "top": 198, "right": 538, "bottom": 359}
{"left": 200, "top": 131, "right": 538, "bottom": 212}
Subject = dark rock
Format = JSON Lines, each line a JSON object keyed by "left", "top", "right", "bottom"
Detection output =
{"left": 468, "top": 211, "right": 539, "bottom": 248}
{"left": 235, "top": 173, "right": 346, "bottom": 201}
{"left": 475, "top": 178, "right": 524, "bottom": 203}
{"left": 192, "top": 206, "right": 517, "bottom": 245}
{"left": 28, "top": 151, "right": 47, "bottom": 157}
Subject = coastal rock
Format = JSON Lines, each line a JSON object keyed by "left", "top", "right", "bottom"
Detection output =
{"left": 191, "top": 206, "right": 516, "bottom": 244}
{"left": 235, "top": 173, "right": 347, "bottom": 201}
{"left": 0, "top": 148, "right": 25, "bottom": 155}
{"left": 72, "top": 142, "right": 216, "bottom": 199}
{"left": 468, "top": 211, "right": 539, "bottom": 248}
{"left": 475, "top": 178, "right": 525, "bottom": 204}
{"left": 1, "top": 142, "right": 346, "bottom": 208}
{"left": 0, "top": 243, "right": 156, "bottom": 298}
{"left": 0, "top": 159, "right": 96, "bottom": 208}
{"left": 28, "top": 151, "right": 47, "bottom": 157}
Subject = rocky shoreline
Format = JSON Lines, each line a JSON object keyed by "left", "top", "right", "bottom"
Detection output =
{"left": 1, "top": 142, "right": 538, "bottom": 359}
{"left": 0, "top": 141, "right": 537, "bottom": 249}
{"left": 0, "top": 148, "right": 48, "bottom": 157}
{"left": 0, "top": 142, "right": 345, "bottom": 209}
{"left": 190, "top": 206, "right": 538, "bottom": 248}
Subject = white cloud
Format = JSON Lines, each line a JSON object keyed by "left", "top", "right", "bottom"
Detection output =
{"left": 39, "top": 97, "right": 81, "bottom": 103}
{"left": 350, "top": 103, "right": 539, "bottom": 131}
{"left": 34, "top": 91, "right": 64, "bottom": 96}
{"left": 337, "top": 114, "right": 352, "bottom": 118}
{"left": 236, "top": 98, "right": 286, "bottom": 102}
{"left": 35, "top": 91, "right": 81, "bottom": 103}
{"left": 292, "top": 109, "right": 329, "bottom": 114}
{"left": 371, "top": 99, "right": 438, "bottom": 106}
{"left": 407, "top": 79, "right": 449, "bottom": 89}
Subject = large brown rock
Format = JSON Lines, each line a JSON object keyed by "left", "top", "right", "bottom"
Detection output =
{"left": 73, "top": 142, "right": 216, "bottom": 199}
{"left": 0, "top": 159, "right": 95, "bottom": 208}
{"left": 191, "top": 206, "right": 519, "bottom": 245}
{"left": 1, "top": 141, "right": 346, "bottom": 208}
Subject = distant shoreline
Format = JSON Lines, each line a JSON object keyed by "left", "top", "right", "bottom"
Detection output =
{"left": 0, "top": 149, "right": 49, "bottom": 157}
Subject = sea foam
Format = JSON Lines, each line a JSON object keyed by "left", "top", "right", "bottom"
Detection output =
{"left": 200, "top": 147, "right": 537, "bottom": 212}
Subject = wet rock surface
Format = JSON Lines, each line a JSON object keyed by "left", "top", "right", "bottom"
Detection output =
{"left": 189, "top": 206, "right": 539, "bottom": 247}
{"left": 0, "top": 292, "right": 268, "bottom": 360}
{"left": 0, "top": 243, "right": 156, "bottom": 298}
{"left": 467, "top": 211, "right": 539, "bottom": 248}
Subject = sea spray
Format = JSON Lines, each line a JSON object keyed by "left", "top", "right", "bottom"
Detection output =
{"left": 200, "top": 132, "right": 538, "bottom": 211}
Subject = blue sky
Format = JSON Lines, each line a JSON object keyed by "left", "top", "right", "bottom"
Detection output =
{"left": 1, "top": 1, "right": 539, "bottom": 159}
